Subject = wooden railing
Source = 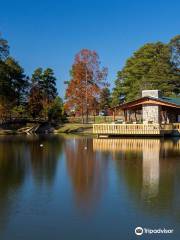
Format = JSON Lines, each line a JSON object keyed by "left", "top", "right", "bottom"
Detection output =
{"left": 173, "top": 123, "right": 180, "bottom": 131}
{"left": 93, "top": 123, "right": 180, "bottom": 136}
{"left": 93, "top": 123, "right": 162, "bottom": 135}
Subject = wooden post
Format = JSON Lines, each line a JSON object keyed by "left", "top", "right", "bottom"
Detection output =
{"left": 135, "top": 110, "right": 137, "bottom": 122}
{"left": 129, "top": 110, "right": 131, "bottom": 122}
{"left": 113, "top": 109, "right": 116, "bottom": 122}
{"left": 124, "top": 109, "right": 127, "bottom": 122}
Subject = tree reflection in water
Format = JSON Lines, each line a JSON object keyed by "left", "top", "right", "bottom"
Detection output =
{"left": 0, "top": 135, "right": 63, "bottom": 235}
{"left": 29, "top": 135, "right": 63, "bottom": 186}
{"left": 64, "top": 138, "right": 109, "bottom": 212}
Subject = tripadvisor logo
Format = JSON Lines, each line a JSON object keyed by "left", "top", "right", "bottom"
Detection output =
{"left": 135, "top": 226, "right": 174, "bottom": 236}
{"left": 135, "top": 227, "right": 143, "bottom": 236}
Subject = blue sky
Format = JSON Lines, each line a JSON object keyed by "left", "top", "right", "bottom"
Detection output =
{"left": 0, "top": 0, "right": 179, "bottom": 97}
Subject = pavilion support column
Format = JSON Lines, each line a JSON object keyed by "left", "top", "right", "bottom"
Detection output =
{"left": 113, "top": 108, "right": 116, "bottom": 122}
{"left": 128, "top": 110, "right": 131, "bottom": 122}
{"left": 135, "top": 110, "right": 137, "bottom": 122}
{"left": 124, "top": 109, "right": 127, "bottom": 122}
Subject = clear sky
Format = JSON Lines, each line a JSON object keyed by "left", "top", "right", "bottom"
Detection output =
{"left": 0, "top": 0, "right": 179, "bottom": 97}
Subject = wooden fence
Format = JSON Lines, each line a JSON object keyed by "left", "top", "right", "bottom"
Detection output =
{"left": 93, "top": 123, "right": 179, "bottom": 136}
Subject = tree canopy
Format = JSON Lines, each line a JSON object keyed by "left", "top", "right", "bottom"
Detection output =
{"left": 28, "top": 67, "right": 59, "bottom": 119}
{"left": 112, "top": 36, "right": 180, "bottom": 104}
{"left": 0, "top": 33, "right": 63, "bottom": 123}
{"left": 65, "top": 49, "right": 108, "bottom": 122}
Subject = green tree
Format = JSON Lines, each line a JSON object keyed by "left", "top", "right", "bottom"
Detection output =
{"left": 0, "top": 33, "right": 9, "bottom": 60}
{"left": 0, "top": 34, "right": 10, "bottom": 117}
{"left": 169, "top": 35, "right": 180, "bottom": 95}
{"left": 5, "top": 57, "right": 29, "bottom": 105}
{"left": 169, "top": 35, "right": 180, "bottom": 70}
{"left": 28, "top": 67, "right": 58, "bottom": 119}
{"left": 48, "top": 96, "right": 63, "bottom": 123}
{"left": 0, "top": 56, "right": 28, "bottom": 118}
{"left": 111, "top": 71, "right": 125, "bottom": 106}
{"left": 28, "top": 85, "right": 43, "bottom": 119}
{"left": 42, "top": 68, "right": 57, "bottom": 103}
{"left": 99, "top": 87, "right": 111, "bottom": 111}
{"left": 114, "top": 41, "right": 179, "bottom": 102}
{"left": 28, "top": 68, "right": 44, "bottom": 118}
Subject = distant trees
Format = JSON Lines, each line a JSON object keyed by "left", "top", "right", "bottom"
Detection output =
{"left": 169, "top": 35, "right": 180, "bottom": 95}
{"left": 48, "top": 96, "right": 64, "bottom": 122}
{"left": 111, "top": 36, "right": 180, "bottom": 104}
{"left": 170, "top": 35, "right": 180, "bottom": 70}
{"left": 111, "top": 71, "right": 124, "bottom": 107}
{"left": 0, "top": 35, "right": 29, "bottom": 119}
{"left": 28, "top": 67, "right": 62, "bottom": 121}
{"left": 0, "top": 33, "right": 9, "bottom": 60}
{"left": 0, "top": 33, "right": 63, "bottom": 123}
{"left": 99, "top": 87, "right": 111, "bottom": 113}
{"left": 65, "top": 49, "right": 108, "bottom": 123}
{"left": 1, "top": 32, "right": 179, "bottom": 123}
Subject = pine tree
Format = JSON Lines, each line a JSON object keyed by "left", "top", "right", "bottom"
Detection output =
{"left": 113, "top": 41, "right": 180, "bottom": 102}
{"left": 42, "top": 68, "right": 57, "bottom": 103}
{"left": 28, "top": 68, "right": 44, "bottom": 118}
{"left": 99, "top": 87, "right": 111, "bottom": 111}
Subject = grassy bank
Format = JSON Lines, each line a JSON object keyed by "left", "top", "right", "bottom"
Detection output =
{"left": 55, "top": 123, "right": 93, "bottom": 135}
{"left": 0, "top": 129, "right": 17, "bottom": 135}
{"left": 0, "top": 123, "right": 94, "bottom": 136}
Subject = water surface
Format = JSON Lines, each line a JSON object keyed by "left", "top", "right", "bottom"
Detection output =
{"left": 0, "top": 135, "right": 180, "bottom": 239}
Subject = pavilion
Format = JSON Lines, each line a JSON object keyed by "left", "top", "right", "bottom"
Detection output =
{"left": 93, "top": 90, "right": 180, "bottom": 137}
{"left": 112, "top": 90, "right": 180, "bottom": 124}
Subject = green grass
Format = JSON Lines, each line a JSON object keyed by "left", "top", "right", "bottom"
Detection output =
{"left": 67, "top": 116, "right": 115, "bottom": 124}
{"left": 55, "top": 123, "right": 93, "bottom": 135}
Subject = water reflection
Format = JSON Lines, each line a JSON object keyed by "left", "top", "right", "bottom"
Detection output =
{"left": 0, "top": 135, "right": 63, "bottom": 236}
{"left": 0, "top": 135, "right": 180, "bottom": 239}
{"left": 64, "top": 138, "right": 108, "bottom": 211}
{"left": 93, "top": 138, "right": 180, "bottom": 215}
{"left": 142, "top": 139, "right": 160, "bottom": 198}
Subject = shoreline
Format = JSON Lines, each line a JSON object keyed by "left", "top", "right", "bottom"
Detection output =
{"left": 0, "top": 123, "right": 94, "bottom": 136}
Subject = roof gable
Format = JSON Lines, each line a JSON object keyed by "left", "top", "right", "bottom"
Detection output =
{"left": 112, "top": 96, "right": 180, "bottom": 110}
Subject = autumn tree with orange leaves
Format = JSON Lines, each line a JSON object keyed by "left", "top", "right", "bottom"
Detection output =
{"left": 65, "top": 49, "right": 108, "bottom": 123}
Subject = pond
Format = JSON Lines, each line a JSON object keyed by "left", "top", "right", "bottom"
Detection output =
{"left": 0, "top": 135, "right": 180, "bottom": 239}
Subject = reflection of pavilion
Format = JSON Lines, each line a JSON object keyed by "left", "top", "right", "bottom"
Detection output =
{"left": 142, "top": 140, "right": 160, "bottom": 198}
{"left": 93, "top": 138, "right": 162, "bottom": 198}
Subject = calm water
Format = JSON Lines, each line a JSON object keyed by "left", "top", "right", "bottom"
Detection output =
{"left": 0, "top": 135, "right": 180, "bottom": 240}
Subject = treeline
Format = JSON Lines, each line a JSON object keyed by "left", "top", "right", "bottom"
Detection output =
{"left": 65, "top": 35, "right": 180, "bottom": 122}
{"left": 111, "top": 35, "right": 180, "bottom": 104}
{"left": 0, "top": 34, "right": 64, "bottom": 123}
{"left": 0, "top": 33, "right": 180, "bottom": 124}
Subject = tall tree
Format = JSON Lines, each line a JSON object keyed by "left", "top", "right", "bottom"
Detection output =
{"left": 28, "top": 68, "right": 58, "bottom": 119}
{"left": 113, "top": 42, "right": 179, "bottom": 102}
{"left": 28, "top": 85, "right": 43, "bottom": 119}
{"left": 169, "top": 35, "right": 180, "bottom": 95}
{"left": 99, "top": 87, "right": 111, "bottom": 111}
{"left": 48, "top": 96, "right": 63, "bottom": 123}
{"left": 0, "top": 34, "right": 9, "bottom": 118}
{"left": 111, "top": 71, "right": 125, "bottom": 107}
{"left": 65, "top": 49, "right": 108, "bottom": 123}
{"left": 0, "top": 33, "right": 9, "bottom": 60}
{"left": 5, "top": 57, "right": 29, "bottom": 105}
{"left": 42, "top": 68, "right": 57, "bottom": 107}
{"left": 28, "top": 68, "right": 44, "bottom": 118}
{"left": 169, "top": 35, "right": 180, "bottom": 70}
{"left": 0, "top": 57, "right": 28, "bottom": 118}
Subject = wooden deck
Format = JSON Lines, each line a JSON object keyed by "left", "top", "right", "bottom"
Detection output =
{"left": 93, "top": 123, "right": 180, "bottom": 137}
